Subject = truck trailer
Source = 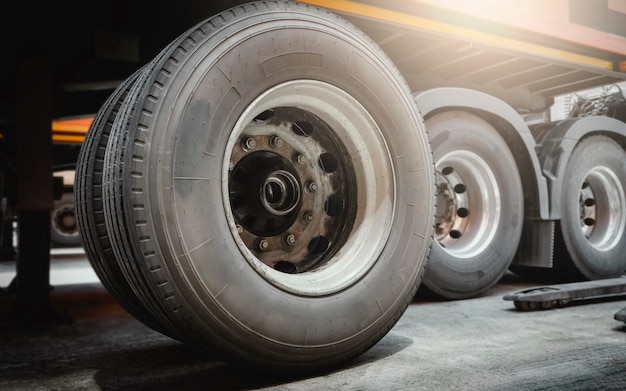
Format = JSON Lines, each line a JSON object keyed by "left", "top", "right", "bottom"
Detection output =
{"left": 3, "top": 0, "right": 625, "bottom": 376}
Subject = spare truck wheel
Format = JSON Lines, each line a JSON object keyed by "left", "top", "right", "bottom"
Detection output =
{"left": 421, "top": 110, "right": 523, "bottom": 299}
{"left": 98, "top": 1, "right": 435, "bottom": 374}
{"left": 555, "top": 135, "right": 626, "bottom": 280}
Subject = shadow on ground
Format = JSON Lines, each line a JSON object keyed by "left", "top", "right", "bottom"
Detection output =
{"left": 0, "top": 282, "right": 413, "bottom": 390}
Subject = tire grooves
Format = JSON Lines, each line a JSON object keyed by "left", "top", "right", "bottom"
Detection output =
{"left": 102, "top": 59, "right": 191, "bottom": 343}
{"left": 75, "top": 67, "right": 173, "bottom": 337}
{"left": 100, "top": 30, "right": 219, "bottom": 344}
{"left": 120, "top": 6, "right": 247, "bottom": 349}
{"left": 119, "top": 1, "right": 299, "bottom": 354}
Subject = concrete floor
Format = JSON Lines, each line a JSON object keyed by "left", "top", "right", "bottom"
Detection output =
{"left": 1, "top": 250, "right": 626, "bottom": 390}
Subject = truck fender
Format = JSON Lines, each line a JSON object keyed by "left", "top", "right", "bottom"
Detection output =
{"left": 414, "top": 87, "right": 549, "bottom": 220}
{"left": 539, "top": 116, "right": 626, "bottom": 219}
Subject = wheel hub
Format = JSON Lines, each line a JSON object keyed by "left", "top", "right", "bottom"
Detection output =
{"left": 433, "top": 150, "right": 500, "bottom": 258}
{"left": 435, "top": 166, "right": 470, "bottom": 243}
{"left": 578, "top": 167, "right": 626, "bottom": 250}
{"left": 228, "top": 107, "right": 354, "bottom": 274}
{"left": 222, "top": 80, "right": 396, "bottom": 296}
{"left": 54, "top": 206, "right": 77, "bottom": 235}
{"left": 261, "top": 170, "right": 300, "bottom": 216}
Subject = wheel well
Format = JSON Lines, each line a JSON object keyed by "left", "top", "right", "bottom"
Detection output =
{"left": 414, "top": 87, "right": 550, "bottom": 220}
{"left": 539, "top": 116, "right": 626, "bottom": 219}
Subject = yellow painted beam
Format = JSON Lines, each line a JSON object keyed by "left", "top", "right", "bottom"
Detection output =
{"left": 298, "top": 0, "right": 615, "bottom": 71}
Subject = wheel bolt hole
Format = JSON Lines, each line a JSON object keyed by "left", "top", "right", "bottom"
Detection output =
{"left": 454, "top": 184, "right": 466, "bottom": 194}
{"left": 274, "top": 261, "right": 297, "bottom": 274}
{"left": 253, "top": 109, "right": 274, "bottom": 123}
{"left": 456, "top": 207, "right": 469, "bottom": 218}
{"left": 584, "top": 198, "right": 595, "bottom": 207}
{"left": 308, "top": 236, "right": 329, "bottom": 255}
{"left": 292, "top": 121, "right": 313, "bottom": 137}
{"left": 442, "top": 166, "right": 454, "bottom": 175}
{"left": 319, "top": 153, "right": 339, "bottom": 173}
{"left": 584, "top": 218, "right": 595, "bottom": 226}
{"left": 324, "top": 196, "right": 344, "bottom": 217}
{"left": 449, "top": 230, "right": 462, "bottom": 239}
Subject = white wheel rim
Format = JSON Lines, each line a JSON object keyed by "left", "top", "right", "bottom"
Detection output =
{"left": 223, "top": 80, "right": 395, "bottom": 296}
{"left": 435, "top": 150, "right": 501, "bottom": 258}
{"left": 579, "top": 166, "right": 626, "bottom": 251}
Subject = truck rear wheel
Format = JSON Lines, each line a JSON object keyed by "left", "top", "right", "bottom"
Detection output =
{"left": 555, "top": 135, "right": 626, "bottom": 280}
{"left": 422, "top": 110, "right": 523, "bottom": 299}
{"left": 96, "top": 1, "right": 435, "bottom": 373}
{"left": 50, "top": 192, "right": 80, "bottom": 248}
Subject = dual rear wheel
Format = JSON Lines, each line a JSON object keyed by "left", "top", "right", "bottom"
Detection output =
{"left": 420, "top": 110, "right": 626, "bottom": 298}
{"left": 75, "top": 1, "right": 435, "bottom": 374}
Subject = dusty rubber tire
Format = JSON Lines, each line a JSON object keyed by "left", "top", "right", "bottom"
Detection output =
{"left": 74, "top": 67, "right": 180, "bottom": 339}
{"left": 555, "top": 135, "right": 626, "bottom": 280}
{"left": 422, "top": 110, "right": 523, "bottom": 299}
{"left": 106, "top": 1, "right": 435, "bottom": 374}
{"left": 51, "top": 192, "right": 81, "bottom": 248}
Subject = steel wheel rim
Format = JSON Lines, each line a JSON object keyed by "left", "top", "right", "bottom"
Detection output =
{"left": 579, "top": 166, "right": 626, "bottom": 251}
{"left": 223, "top": 80, "right": 395, "bottom": 296}
{"left": 53, "top": 204, "right": 78, "bottom": 237}
{"left": 435, "top": 150, "right": 500, "bottom": 258}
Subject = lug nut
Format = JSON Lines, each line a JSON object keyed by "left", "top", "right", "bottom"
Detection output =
{"left": 294, "top": 154, "right": 306, "bottom": 164}
{"left": 236, "top": 225, "right": 244, "bottom": 234}
{"left": 257, "top": 239, "right": 269, "bottom": 251}
{"left": 306, "top": 182, "right": 318, "bottom": 193}
{"left": 284, "top": 234, "right": 296, "bottom": 246}
{"left": 302, "top": 212, "right": 314, "bottom": 223}
{"left": 242, "top": 137, "right": 256, "bottom": 151}
{"left": 270, "top": 136, "right": 284, "bottom": 148}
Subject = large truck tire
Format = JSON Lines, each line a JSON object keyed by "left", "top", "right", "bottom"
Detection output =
{"left": 554, "top": 135, "right": 626, "bottom": 280}
{"left": 86, "top": 1, "right": 435, "bottom": 374}
{"left": 421, "top": 110, "right": 524, "bottom": 299}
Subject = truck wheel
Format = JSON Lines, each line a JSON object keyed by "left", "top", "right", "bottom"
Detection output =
{"left": 555, "top": 135, "right": 626, "bottom": 280}
{"left": 422, "top": 110, "right": 523, "bottom": 299}
{"left": 102, "top": 2, "right": 435, "bottom": 373}
{"left": 51, "top": 192, "right": 81, "bottom": 248}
